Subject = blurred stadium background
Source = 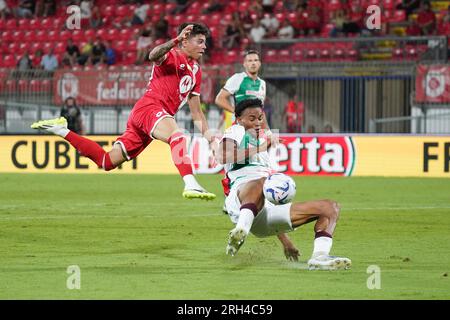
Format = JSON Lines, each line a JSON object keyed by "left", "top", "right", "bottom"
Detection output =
{"left": 0, "top": 0, "right": 449, "bottom": 135}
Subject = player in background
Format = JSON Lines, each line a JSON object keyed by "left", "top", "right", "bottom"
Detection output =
{"left": 31, "top": 23, "right": 216, "bottom": 200}
{"left": 216, "top": 99, "right": 351, "bottom": 270}
{"left": 215, "top": 50, "right": 266, "bottom": 131}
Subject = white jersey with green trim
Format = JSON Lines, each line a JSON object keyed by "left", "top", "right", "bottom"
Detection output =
{"left": 221, "top": 124, "right": 272, "bottom": 191}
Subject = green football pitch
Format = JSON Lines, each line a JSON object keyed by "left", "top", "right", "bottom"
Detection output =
{"left": 0, "top": 173, "right": 449, "bottom": 299}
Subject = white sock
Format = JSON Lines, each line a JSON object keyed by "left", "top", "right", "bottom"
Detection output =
{"left": 57, "top": 128, "right": 70, "bottom": 138}
{"left": 183, "top": 174, "right": 203, "bottom": 190}
{"left": 312, "top": 236, "right": 333, "bottom": 258}
{"left": 235, "top": 209, "right": 254, "bottom": 234}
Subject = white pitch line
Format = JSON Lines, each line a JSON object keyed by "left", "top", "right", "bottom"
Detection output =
{"left": 0, "top": 206, "right": 449, "bottom": 221}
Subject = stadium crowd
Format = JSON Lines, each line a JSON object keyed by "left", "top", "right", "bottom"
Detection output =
{"left": 0, "top": 0, "right": 449, "bottom": 69}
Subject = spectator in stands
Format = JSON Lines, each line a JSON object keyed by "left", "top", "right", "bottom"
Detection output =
{"left": 41, "top": 48, "right": 58, "bottom": 73}
{"left": 262, "top": 0, "right": 275, "bottom": 13}
{"left": 323, "top": 124, "right": 333, "bottom": 133}
{"left": 62, "top": 39, "right": 80, "bottom": 67}
{"left": 153, "top": 13, "right": 169, "bottom": 40}
{"left": 15, "top": 0, "right": 35, "bottom": 18}
{"left": 249, "top": 19, "right": 266, "bottom": 43}
{"left": 396, "top": 0, "right": 421, "bottom": 17}
{"left": 35, "top": 0, "right": 55, "bottom": 17}
{"left": 241, "top": 10, "right": 255, "bottom": 34}
{"left": 277, "top": 19, "right": 295, "bottom": 39}
{"left": 293, "top": 3, "right": 309, "bottom": 36}
{"left": 202, "top": 0, "right": 224, "bottom": 14}
{"left": 32, "top": 49, "right": 43, "bottom": 69}
{"left": 306, "top": 125, "right": 316, "bottom": 133}
{"left": 261, "top": 12, "right": 279, "bottom": 38}
{"left": 115, "top": 1, "right": 149, "bottom": 28}
{"left": 249, "top": 0, "right": 264, "bottom": 16}
{"left": 406, "top": 14, "right": 421, "bottom": 36}
{"left": 88, "top": 38, "right": 106, "bottom": 65}
{"left": 103, "top": 41, "right": 116, "bottom": 66}
{"left": 61, "top": 97, "right": 85, "bottom": 135}
{"left": 0, "top": 0, "right": 11, "bottom": 19}
{"left": 15, "top": 51, "right": 33, "bottom": 78}
{"left": 171, "top": 0, "right": 194, "bottom": 15}
{"left": 77, "top": 40, "right": 93, "bottom": 66}
{"left": 283, "top": 0, "right": 301, "bottom": 11}
{"left": 417, "top": 1, "right": 437, "bottom": 35}
{"left": 222, "top": 18, "right": 244, "bottom": 49}
{"left": 135, "top": 24, "right": 153, "bottom": 65}
{"left": 305, "top": 5, "right": 322, "bottom": 35}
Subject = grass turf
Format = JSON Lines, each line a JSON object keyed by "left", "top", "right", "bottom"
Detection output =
{"left": 0, "top": 173, "right": 449, "bottom": 299}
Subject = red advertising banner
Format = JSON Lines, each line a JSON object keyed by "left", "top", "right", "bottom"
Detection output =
{"left": 190, "top": 135, "right": 355, "bottom": 176}
{"left": 415, "top": 64, "right": 450, "bottom": 103}
{"left": 53, "top": 68, "right": 216, "bottom": 106}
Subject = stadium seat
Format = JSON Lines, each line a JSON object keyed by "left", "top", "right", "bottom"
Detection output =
{"left": 18, "top": 79, "right": 29, "bottom": 92}
{"left": 383, "top": 0, "right": 396, "bottom": 10}
{"left": 224, "top": 50, "right": 238, "bottom": 63}
{"left": 41, "top": 18, "right": 53, "bottom": 30}
{"left": 18, "top": 43, "right": 30, "bottom": 55}
{"left": 18, "top": 19, "right": 31, "bottom": 30}
{"left": 48, "top": 30, "right": 59, "bottom": 42}
{"left": 119, "top": 29, "right": 133, "bottom": 41}
{"left": 5, "top": 19, "right": 17, "bottom": 30}
{"left": 101, "top": 5, "right": 115, "bottom": 18}
{"left": 85, "top": 29, "right": 96, "bottom": 40}
{"left": 54, "top": 42, "right": 66, "bottom": 54}
{"left": 264, "top": 49, "right": 277, "bottom": 63}
{"left": 2, "top": 30, "right": 13, "bottom": 42}
{"left": 5, "top": 79, "right": 17, "bottom": 91}
{"left": 115, "top": 5, "right": 130, "bottom": 18}
{"left": 59, "top": 30, "right": 72, "bottom": 42}
{"left": 391, "top": 10, "right": 406, "bottom": 22}
{"left": 115, "top": 40, "right": 127, "bottom": 52}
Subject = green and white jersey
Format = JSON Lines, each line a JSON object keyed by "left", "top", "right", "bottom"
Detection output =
{"left": 223, "top": 72, "right": 266, "bottom": 106}
{"left": 222, "top": 124, "right": 272, "bottom": 191}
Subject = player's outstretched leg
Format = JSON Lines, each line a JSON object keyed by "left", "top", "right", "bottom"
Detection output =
{"left": 168, "top": 131, "right": 216, "bottom": 201}
{"left": 289, "top": 200, "right": 351, "bottom": 270}
{"left": 31, "top": 117, "right": 121, "bottom": 171}
{"left": 31, "top": 117, "right": 69, "bottom": 137}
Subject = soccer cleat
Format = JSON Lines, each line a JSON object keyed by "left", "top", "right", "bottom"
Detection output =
{"left": 182, "top": 188, "right": 216, "bottom": 201}
{"left": 226, "top": 227, "right": 247, "bottom": 256}
{"left": 307, "top": 255, "right": 352, "bottom": 271}
{"left": 31, "top": 117, "right": 69, "bottom": 137}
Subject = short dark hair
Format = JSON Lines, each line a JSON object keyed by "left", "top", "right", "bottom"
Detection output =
{"left": 244, "top": 50, "right": 260, "bottom": 59}
{"left": 177, "top": 23, "right": 210, "bottom": 38}
{"left": 235, "top": 98, "right": 263, "bottom": 117}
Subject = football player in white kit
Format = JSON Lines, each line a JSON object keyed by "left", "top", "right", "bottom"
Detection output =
{"left": 216, "top": 99, "right": 351, "bottom": 270}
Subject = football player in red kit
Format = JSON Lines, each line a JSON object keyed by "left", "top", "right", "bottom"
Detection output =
{"left": 31, "top": 23, "right": 216, "bottom": 200}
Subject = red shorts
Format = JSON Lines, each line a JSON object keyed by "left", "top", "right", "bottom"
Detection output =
{"left": 115, "top": 98, "right": 173, "bottom": 160}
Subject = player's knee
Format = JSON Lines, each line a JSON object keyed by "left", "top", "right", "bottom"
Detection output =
{"left": 322, "top": 200, "right": 340, "bottom": 220}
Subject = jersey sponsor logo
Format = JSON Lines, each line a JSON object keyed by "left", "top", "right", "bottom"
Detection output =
{"left": 180, "top": 64, "right": 185, "bottom": 70}
{"left": 179, "top": 75, "right": 193, "bottom": 94}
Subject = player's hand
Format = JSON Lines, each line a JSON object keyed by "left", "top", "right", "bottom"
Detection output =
{"left": 177, "top": 24, "right": 194, "bottom": 42}
{"left": 283, "top": 245, "right": 300, "bottom": 262}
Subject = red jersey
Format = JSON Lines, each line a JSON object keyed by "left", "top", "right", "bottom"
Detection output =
{"left": 144, "top": 48, "right": 202, "bottom": 116}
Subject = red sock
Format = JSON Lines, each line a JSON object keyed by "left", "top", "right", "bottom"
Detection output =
{"left": 65, "top": 131, "right": 115, "bottom": 170}
{"left": 168, "top": 132, "right": 193, "bottom": 177}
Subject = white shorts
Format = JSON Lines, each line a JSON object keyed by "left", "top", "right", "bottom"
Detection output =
{"left": 225, "top": 187, "right": 293, "bottom": 238}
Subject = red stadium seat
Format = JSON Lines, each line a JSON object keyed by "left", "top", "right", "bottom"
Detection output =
{"left": 119, "top": 29, "right": 133, "bottom": 41}
{"left": 106, "top": 29, "right": 119, "bottom": 41}
{"left": 18, "top": 19, "right": 31, "bottom": 30}
{"left": 2, "top": 30, "right": 14, "bottom": 42}
{"left": 8, "top": 42, "right": 19, "bottom": 54}
{"left": 150, "top": 3, "right": 164, "bottom": 15}
{"left": 54, "top": 42, "right": 66, "bottom": 54}
{"left": 5, "top": 19, "right": 17, "bottom": 30}
{"left": 115, "top": 5, "right": 130, "bottom": 18}
{"left": 6, "top": 79, "right": 17, "bottom": 91}
{"left": 391, "top": 10, "right": 406, "bottom": 22}
{"left": 224, "top": 50, "right": 238, "bottom": 63}
{"left": 264, "top": 49, "right": 277, "bottom": 63}
{"left": 18, "top": 43, "right": 30, "bottom": 55}
{"left": 18, "top": 79, "right": 29, "bottom": 92}
{"left": 115, "top": 40, "right": 127, "bottom": 52}
{"left": 85, "top": 29, "right": 96, "bottom": 41}
{"left": 383, "top": 0, "right": 396, "bottom": 10}
{"left": 71, "top": 30, "right": 83, "bottom": 42}
{"left": 12, "top": 30, "right": 23, "bottom": 41}
{"left": 279, "top": 49, "right": 291, "bottom": 62}
{"left": 96, "top": 28, "right": 107, "bottom": 40}
{"left": 48, "top": 30, "right": 59, "bottom": 42}
{"left": 59, "top": 30, "right": 72, "bottom": 42}
{"left": 101, "top": 5, "right": 115, "bottom": 18}
{"left": 30, "top": 42, "right": 43, "bottom": 54}
{"left": 41, "top": 18, "right": 53, "bottom": 29}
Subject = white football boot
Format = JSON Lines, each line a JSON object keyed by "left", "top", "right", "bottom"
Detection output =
{"left": 226, "top": 227, "right": 247, "bottom": 256}
{"left": 307, "top": 255, "right": 352, "bottom": 270}
{"left": 31, "top": 117, "right": 69, "bottom": 137}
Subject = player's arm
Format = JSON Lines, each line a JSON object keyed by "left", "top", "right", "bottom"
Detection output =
{"left": 215, "top": 89, "right": 235, "bottom": 113}
{"left": 216, "top": 137, "right": 270, "bottom": 165}
{"left": 277, "top": 233, "right": 300, "bottom": 261}
{"left": 148, "top": 24, "right": 193, "bottom": 64}
{"left": 187, "top": 94, "right": 216, "bottom": 144}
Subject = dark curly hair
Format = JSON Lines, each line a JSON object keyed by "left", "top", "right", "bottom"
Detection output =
{"left": 235, "top": 98, "right": 263, "bottom": 117}
{"left": 177, "top": 23, "right": 210, "bottom": 38}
